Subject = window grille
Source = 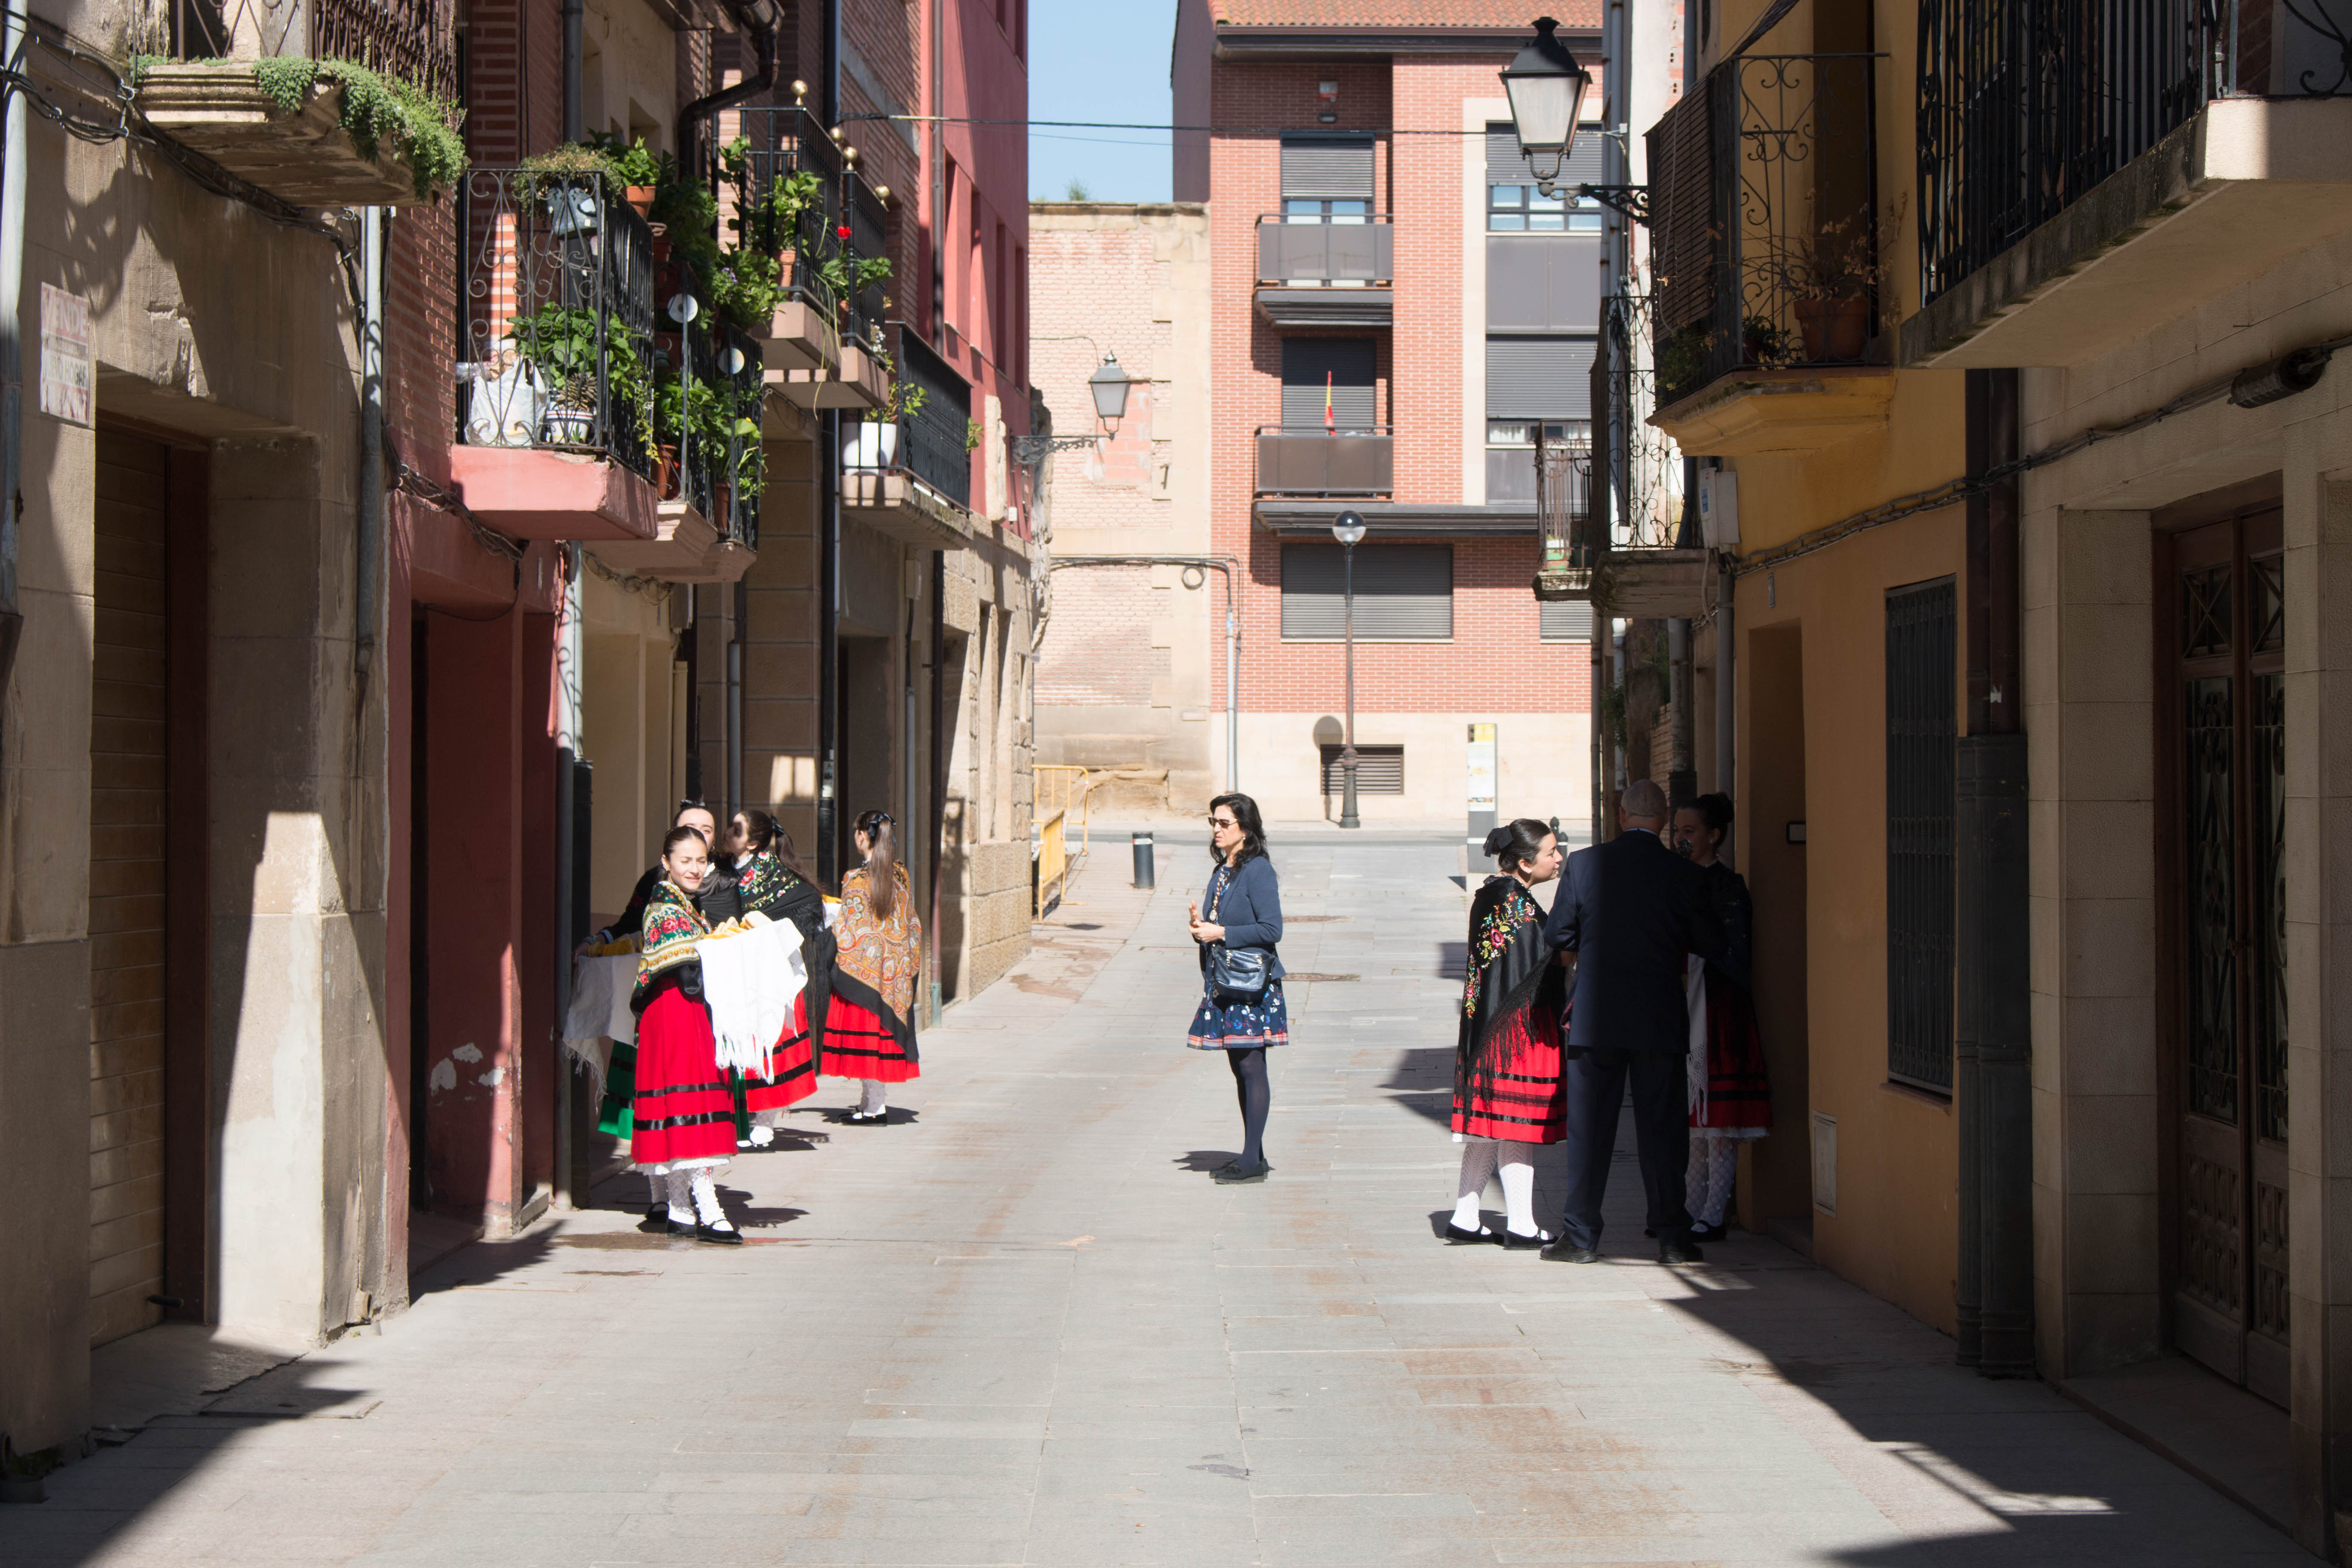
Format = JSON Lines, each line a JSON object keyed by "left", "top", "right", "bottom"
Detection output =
{"left": 1319, "top": 745, "right": 1405, "bottom": 795}
{"left": 1886, "top": 577, "right": 1957, "bottom": 1093}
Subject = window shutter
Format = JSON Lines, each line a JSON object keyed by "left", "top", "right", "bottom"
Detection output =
{"left": 1540, "top": 598, "right": 1594, "bottom": 641}
{"left": 1485, "top": 122, "right": 1603, "bottom": 188}
{"left": 1487, "top": 239, "right": 1599, "bottom": 331}
{"left": 1320, "top": 744, "right": 1405, "bottom": 794}
{"left": 1280, "top": 544, "right": 1452, "bottom": 640}
{"left": 1280, "top": 338, "right": 1378, "bottom": 429}
{"left": 1486, "top": 337, "right": 1594, "bottom": 419}
{"left": 1280, "top": 138, "right": 1375, "bottom": 201}
{"left": 1647, "top": 89, "right": 1716, "bottom": 333}
{"left": 1885, "top": 576, "right": 1957, "bottom": 1093}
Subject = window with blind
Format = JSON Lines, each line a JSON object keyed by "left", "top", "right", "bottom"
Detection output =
{"left": 1279, "top": 337, "right": 1378, "bottom": 431}
{"left": 1886, "top": 578, "right": 1957, "bottom": 1094}
{"left": 1539, "top": 598, "right": 1594, "bottom": 642}
{"left": 1485, "top": 122, "right": 1603, "bottom": 232}
{"left": 1320, "top": 744, "right": 1405, "bottom": 795}
{"left": 1282, "top": 137, "right": 1375, "bottom": 206}
{"left": 1487, "top": 122, "right": 1601, "bottom": 333}
{"left": 1487, "top": 337, "right": 1594, "bottom": 504}
{"left": 1280, "top": 544, "right": 1451, "bottom": 640}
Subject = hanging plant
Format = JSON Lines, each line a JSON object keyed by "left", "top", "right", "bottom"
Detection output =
{"left": 250, "top": 56, "right": 468, "bottom": 198}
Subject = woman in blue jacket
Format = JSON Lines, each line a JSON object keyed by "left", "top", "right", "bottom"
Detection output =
{"left": 1187, "top": 792, "right": 1285, "bottom": 1183}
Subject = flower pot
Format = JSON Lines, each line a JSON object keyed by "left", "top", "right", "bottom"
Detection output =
{"left": 842, "top": 420, "right": 899, "bottom": 470}
{"left": 776, "top": 247, "right": 798, "bottom": 285}
{"left": 1794, "top": 297, "right": 1871, "bottom": 361}
{"left": 714, "top": 484, "right": 734, "bottom": 529}
{"left": 625, "top": 185, "right": 655, "bottom": 220}
{"left": 657, "top": 444, "right": 682, "bottom": 500}
{"left": 540, "top": 407, "right": 596, "bottom": 447}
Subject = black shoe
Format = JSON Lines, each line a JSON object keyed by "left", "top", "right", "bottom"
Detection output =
{"left": 1541, "top": 1241, "right": 1603, "bottom": 1264}
{"left": 1642, "top": 1227, "right": 1656, "bottom": 1238}
{"left": 1443, "top": 1221, "right": 1498, "bottom": 1245}
{"left": 1212, "top": 1160, "right": 1271, "bottom": 1184}
{"left": 1687, "top": 1220, "right": 1724, "bottom": 1243}
{"left": 640, "top": 1204, "right": 670, "bottom": 1232}
{"left": 694, "top": 1222, "right": 744, "bottom": 1245}
{"left": 1660, "top": 1240, "right": 1706, "bottom": 1264}
{"left": 1503, "top": 1230, "right": 1551, "bottom": 1251}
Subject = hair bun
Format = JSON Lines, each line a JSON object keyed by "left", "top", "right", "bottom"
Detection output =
{"left": 1481, "top": 826, "right": 1512, "bottom": 857}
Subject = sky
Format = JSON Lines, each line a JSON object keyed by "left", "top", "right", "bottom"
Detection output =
{"left": 1026, "top": 0, "right": 1179, "bottom": 202}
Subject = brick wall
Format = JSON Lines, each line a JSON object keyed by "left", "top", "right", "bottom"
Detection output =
{"left": 1200, "top": 47, "right": 1592, "bottom": 723}
{"left": 464, "top": 0, "right": 564, "bottom": 164}
{"left": 1036, "top": 567, "right": 1170, "bottom": 705}
{"left": 387, "top": 199, "right": 456, "bottom": 486}
{"left": 1028, "top": 219, "right": 1172, "bottom": 524}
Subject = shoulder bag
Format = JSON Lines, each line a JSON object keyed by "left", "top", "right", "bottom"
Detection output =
{"left": 1204, "top": 865, "right": 1271, "bottom": 1006}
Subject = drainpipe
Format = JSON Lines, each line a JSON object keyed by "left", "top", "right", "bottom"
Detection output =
{"left": 816, "top": 0, "right": 841, "bottom": 881}
{"left": 562, "top": 0, "right": 584, "bottom": 142}
{"left": 555, "top": 0, "right": 583, "bottom": 1211}
{"left": 0, "top": 0, "right": 27, "bottom": 706}
{"left": 928, "top": 547, "right": 945, "bottom": 1023}
{"left": 676, "top": 3, "right": 777, "bottom": 169}
{"left": 355, "top": 208, "right": 384, "bottom": 690}
{"left": 1715, "top": 557, "right": 1734, "bottom": 846}
{"left": 727, "top": 577, "right": 745, "bottom": 818}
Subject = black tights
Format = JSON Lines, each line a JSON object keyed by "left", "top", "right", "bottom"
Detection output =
{"left": 1226, "top": 1047, "right": 1270, "bottom": 1166}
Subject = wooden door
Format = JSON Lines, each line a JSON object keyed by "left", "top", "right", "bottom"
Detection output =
{"left": 2166, "top": 507, "right": 2289, "bottom": 1406}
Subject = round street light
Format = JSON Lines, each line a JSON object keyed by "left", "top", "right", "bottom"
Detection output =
{"left": 1501, "top": 16, "right": 1592, "bottom": 188}
{"left": 1088, "top": 352, "right": 1136, "bottom": 432}
{"left": 1332, "top": 509, "right": 1367, "bottom": 829}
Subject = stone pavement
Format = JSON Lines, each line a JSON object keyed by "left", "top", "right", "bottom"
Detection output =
{"left": 15, "top": 834, "right": 2313, "bottom": 1565}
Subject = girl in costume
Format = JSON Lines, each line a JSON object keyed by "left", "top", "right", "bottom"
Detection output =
{"left": 1672, "top": 793, "right": 1769, "bottom": 1242}
{"left": 1447, "top": 818, "right": 1567, "bottom": 1247}
{"left": 629, "top": 825, "right": 744, "bottom": 1243}
{"left": 722, "top": 809, "right": 826, "bottom": 1142}
{"left": 1186, "top": 793, "right": 1285, "bottom": 1184}
{"left": 821, "top": 809, "right": 923, "bottom": 1125}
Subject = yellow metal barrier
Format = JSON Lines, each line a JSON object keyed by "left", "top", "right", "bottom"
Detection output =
{"left": 1032, "top": 766, "right": 1093, "bottom": 916}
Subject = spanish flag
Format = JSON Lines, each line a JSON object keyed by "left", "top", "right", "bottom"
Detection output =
{"left": 1325, "top": 371, "right": 1335, "bottom": 432}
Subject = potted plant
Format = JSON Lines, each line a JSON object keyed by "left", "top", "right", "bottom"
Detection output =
{"left": 1770, "top": 197, "right": 1905, "bottom": 363}
{"left": 504, "top": 303, "right": 603, "bottom": 445}
{"left": 844, "top": 348, "right": 927, "bottom": 469}
{"left": 582, "top": 132, "right": 662, "bottom": 218}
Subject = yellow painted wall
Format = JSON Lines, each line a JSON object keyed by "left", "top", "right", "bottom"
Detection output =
{"left": 1735, "top": 502, "right": 1967, "bottom": 1332}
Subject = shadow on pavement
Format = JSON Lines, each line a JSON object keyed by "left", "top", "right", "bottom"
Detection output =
{"left": 1173, "top": 1149, "right": 1241, "bottom": 1173}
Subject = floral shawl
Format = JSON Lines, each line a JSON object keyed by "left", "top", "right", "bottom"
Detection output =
{"left": 631, "top": 879, "right": 709, "bottom": 1012}
{"left": 835, "top": 862, "right": 923, "bottom": 1020}
{"left": 1457, "top": 876, "right": 1565, "bottom": 1102}
{"left": 735, "top": 846, "right": 787, "bottom": 916}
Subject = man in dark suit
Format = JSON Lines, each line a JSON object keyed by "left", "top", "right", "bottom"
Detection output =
{"left": 1540, "top": 778, "right": 1727, "bottom": 1264}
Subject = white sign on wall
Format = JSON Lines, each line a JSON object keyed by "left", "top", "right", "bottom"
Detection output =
{"left": 40, "top": 284, "right": 93, "bottom": 427}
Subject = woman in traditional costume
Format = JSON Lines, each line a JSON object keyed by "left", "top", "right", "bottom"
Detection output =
{"left": 820, "top": 809, "right": 923, "bottom": 1125}
{"left": 1673, "top": 793, "right": 1768, "bottom": 1243}
{"left": 1447, "top": 818, "right": 1567, "bottom": 1247}
{"left": 1186, "top": 793, "right": 1285, "bottom": 1184}
{"left": 720, "top": 809, "right": 826, "bottom": 1142}
{"left": 629, "top": 825, "right": 744, "bottom": 1243}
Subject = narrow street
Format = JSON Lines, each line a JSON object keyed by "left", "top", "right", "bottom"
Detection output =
{"left": 21, "top": 834, "right": 2305, "bottom": 1567}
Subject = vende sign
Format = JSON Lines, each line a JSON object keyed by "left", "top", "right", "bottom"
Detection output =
{"left": 40, "top": 283, "right": 93, "bottom": 427}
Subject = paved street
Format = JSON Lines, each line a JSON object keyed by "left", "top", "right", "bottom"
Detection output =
{"left": 18, "top": 833, "right": 2309, "bottom": 1566}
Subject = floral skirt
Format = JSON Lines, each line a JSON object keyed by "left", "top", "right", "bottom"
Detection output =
{"left": 1188, "top": 980, "right": 1289, "bottom": 1050}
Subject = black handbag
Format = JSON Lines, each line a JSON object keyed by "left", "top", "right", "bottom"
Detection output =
{"left": 1204, "top": 868, "right": 1271, "bottom": 1005}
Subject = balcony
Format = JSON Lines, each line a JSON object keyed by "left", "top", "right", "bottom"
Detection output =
{"left": 1255, "top": 215, "right": 1393, "bottom": 328}
{"left": 719, "top": 104, "right": 845, "bottom": 373}
{"left": 1254, "top": 426, "right": 1393, "bottom": 498}
{"left": 839, "top": 330, "right": 975, "bottom": 549}
{"left": 772, "top": 340, "right": 888, "bottom": 412}
{"left": 599, "top": 318, "right": 765, "bottom": 584}
{"left": 1644, "top": 53, "right": 1897, "bottom": 457}
{"left": 1904, "top": 0, "right": 2352, "bottom": 369}
{"left": 1531, "top": 442, "right": 1593, "bottom": 601}
{"left": 135, "top": 0, "right": 460, "bottom": 207}
{"left": 450, "top": 168, "right": 662, "bottom": 543}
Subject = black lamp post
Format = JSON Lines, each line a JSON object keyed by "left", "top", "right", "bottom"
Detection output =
{"left": 1501, "top": 16, "right": 1648, "bottom": 223}
{"left": 1332, "top": 509, "right": 1366, "bottom": 829}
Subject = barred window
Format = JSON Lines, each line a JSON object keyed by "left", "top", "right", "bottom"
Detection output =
{"left": 1886, "top": 577, "right": 1957, "bottom": 1093}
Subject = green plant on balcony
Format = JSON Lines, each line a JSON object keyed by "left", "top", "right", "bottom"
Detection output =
{"left": 965, "top": 418, "right": 983, "bottom": 453}
{"left": 502, "top": 303, "right": 654, "bottom": 464}
{"left": 655, "top": 372, "right": 766, "bottom": 505}
{"left": 860, "top": 347, "right": 928, "bottom": 426}
{"left": 248, "top": 56, "right": 468, "bottom": 199}
{"left": 710, "top": 249, "right": 784, "bottom": 337}
{"left": 1657, "top": 322, "right": 1709, "bottom": 404}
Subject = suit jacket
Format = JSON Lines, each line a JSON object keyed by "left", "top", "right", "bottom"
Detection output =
{"left": 1543, "top": 828, "right": 1727, "bottom": 1052}
{"left": 1196, "top": 854, "right": 1286, "bottom": 982}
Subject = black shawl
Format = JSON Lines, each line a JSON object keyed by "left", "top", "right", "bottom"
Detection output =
{"left": 1457, "top": 876, "right": 1565, "bottom": 1103}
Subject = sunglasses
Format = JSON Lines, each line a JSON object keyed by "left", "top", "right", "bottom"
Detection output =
{"left": 1207, "top": 816, "right": 1239, "bottom": 829}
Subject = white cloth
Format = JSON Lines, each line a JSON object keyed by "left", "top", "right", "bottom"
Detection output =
{"left": 560, "top": 952, "right": 642, "bottom": 1098}
{"left": 698, "top": 917, "right": 808, "bottom": 1075}
{"left": 464, "top": 359, "right": 546, "bottom": 447}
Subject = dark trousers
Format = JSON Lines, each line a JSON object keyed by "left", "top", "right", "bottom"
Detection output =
{"left": 1558, "top": 1047, "right": 1690, "bottom": 1251}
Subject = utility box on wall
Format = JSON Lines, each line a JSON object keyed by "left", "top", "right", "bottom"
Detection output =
{"left": 1467, "top": 722, "right": 1498, "bottom": 847}
{"left": 1699, "top": 468, "right": 1739, "bottom": 548}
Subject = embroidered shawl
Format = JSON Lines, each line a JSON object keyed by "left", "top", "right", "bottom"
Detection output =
{"left": 1457, "top": 876, "right": 1565, "bottom": 1104}
{"left": 631, "top": 879, "right": 709, "bottom": 1011}
{"left": 834, "top": 862, "right": 923, "bottom": 1020}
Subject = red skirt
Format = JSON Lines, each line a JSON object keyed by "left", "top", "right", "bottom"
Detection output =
{"left": 1451, "top": 1007, "right": 1567, "bottom": 1144}
{"left": 744, "top": 996, "right": 820, "bottom": 1112}
{"left": 820, "top": 993, "right": 920, "bottom": 1084}
{"left": 629, "top": 986, "right": 738, "bottom": 1168}
{"left": 1694, "top": 977, "right": 1772, "bottom": 1130}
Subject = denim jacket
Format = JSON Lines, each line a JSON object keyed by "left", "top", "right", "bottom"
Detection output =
{"left": 1197, "top": 855, "right": 1286, "bottom": 982}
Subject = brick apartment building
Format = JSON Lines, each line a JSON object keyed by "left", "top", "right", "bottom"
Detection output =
{"left": 1155, "top": 0, "right": 1599, "bottom": 827}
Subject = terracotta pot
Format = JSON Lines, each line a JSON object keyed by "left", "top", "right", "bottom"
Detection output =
{"left": 776, "top": 247, "right": 797, "bottom": 284}
{"left": 1794, "top": 296, "right": 1871, "bottom": 361}
{"left": 714, "top": 484, "right": 734, "bottom": 527}
{"left": 625, "top": 186, "right": 655, "bottom": 219}
{"left": 657, "top": 444, "right": 681, "bottom": 500}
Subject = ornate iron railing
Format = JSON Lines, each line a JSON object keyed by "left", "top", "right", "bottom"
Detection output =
{"left": 1914, "top": 1, "right": 2349, "bottom": 306}
{"left": 145, "top": 0, "right": 456, "bottom": 96}
{"left": 1536, "top": 435, "right": 1593, "bottom": 574}
{"left": 840, "top": 328, "right": 974, "bottom": 511}
{"left": 458, "top": 168, "right": 658, "bottom": 482}
{"left": 1649, "top": 54, "right": 1883, "bottom": 400}
{"left": 1605, "top": 295, "right": 1685, "bottom": 550}
{"left": 719, "top": 103, "right": 843, "bottom": 325}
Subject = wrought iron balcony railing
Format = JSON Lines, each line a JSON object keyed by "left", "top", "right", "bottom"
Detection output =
{"left": 841, "top": 328, "right": 975, "bottom": 510}
{"left": 720, "top": 104, "right": 890, "bottom": 350}
{"left": 1647, "top": 53, "right": 1883, "bottom": 401}
{"left": 1254, "top": 426, "right": 1395, "bottom": 497}
{"left": 1915, "top": 0, "right": 2327, "bottom": 306}
{"left": 1255, "top": 214, "right": 1394, "bottom": 285}
{"left": 146, "top": 0, "right": 457, "bottom": 95}
{"left": 1536, "top": 437, "right": 1594, "bottom": 576}
{"left": 458, "top": 168, "right": 659, "bottom": 482}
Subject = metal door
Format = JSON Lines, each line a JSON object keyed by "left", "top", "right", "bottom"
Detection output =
{"left": 2168, "top": 508, "right": 2288, "bottom": 1406}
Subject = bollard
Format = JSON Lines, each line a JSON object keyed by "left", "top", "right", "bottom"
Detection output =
{"left": 1132, "top": 830, "right": 1156, "bottom": 890}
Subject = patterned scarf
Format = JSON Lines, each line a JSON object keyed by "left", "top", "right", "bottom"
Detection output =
{"left": 631, "top": 878, "right": 709, "bottom": 1008}
{"left": 734, "top": 846, "right": 789, "bottom": 915}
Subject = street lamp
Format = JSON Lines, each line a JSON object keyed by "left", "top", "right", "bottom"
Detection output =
{"left": 1501, "top": 17, "right": 1649, "bottom": 223}
{"left": 1013, "top": 351, "right": 1139, "bottom": 467}
{"left": 1332, "top": 509, "right": 1367, "bottom": 830}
